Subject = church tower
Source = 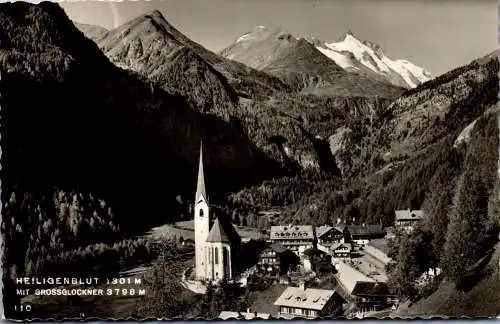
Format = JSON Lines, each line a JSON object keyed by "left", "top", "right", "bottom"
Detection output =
{"left": 194, "top": 141, "right": 210, "bottom": 279}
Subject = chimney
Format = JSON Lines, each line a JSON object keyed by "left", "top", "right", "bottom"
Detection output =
{"left": 337, "top": 217, "right": 341, "bottom": 225}
{"left": 247, "top": 308, "right": 250, "bottom": 313}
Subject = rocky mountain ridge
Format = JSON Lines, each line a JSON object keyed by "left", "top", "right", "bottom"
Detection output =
{"left": 219, "top": 25, "right": 405, "bottom": 97}
{"left": 310, "top": 31, "right": 432, "bottom": 89}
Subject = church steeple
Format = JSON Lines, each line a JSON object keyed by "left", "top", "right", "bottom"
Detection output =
{"left": 195, "top": 140, "right": 207, "bottom": 203}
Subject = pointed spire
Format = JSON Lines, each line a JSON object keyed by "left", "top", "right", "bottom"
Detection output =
{"left": 195, "top": 140, "right": 207, "bottom": 203}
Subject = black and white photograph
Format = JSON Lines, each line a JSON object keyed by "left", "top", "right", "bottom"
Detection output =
{"left": 1, "top": 0, "right": 499, "bottom": 320}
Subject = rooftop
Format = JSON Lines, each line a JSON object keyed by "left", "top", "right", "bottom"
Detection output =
{"left": 335, "top": 261, "right": 375, "bottom": 295}
{"left": 265, "top": 242, "right": 288, "bottom": 254}
{"left": 395, "top": 209, "right": 425, "bottom": 221}
{"left": 274, "top": 287, "right": 336, "bottom": 311}
{"left": 331, "top": 242, "right": 352, "bottom": 251}
{"left": 334, "top": 224, "right": 385, "bottom": 237}
{"left": 316, "top": 225, "right": 332, "bottom": 238}
{"left": 270, "top": 225, "right": 315, "bottom": 240}
{"left": 206, "top": 216, "right": 241, "bottom": 244}
{"left": 335, "top": 262, "right": 393, "bottom": 297}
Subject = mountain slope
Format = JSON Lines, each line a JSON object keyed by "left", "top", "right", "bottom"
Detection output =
{"left": 93, "top": 12, "right": 404, "bottom": 174}
{"left": 0, "top": 2, "right": 285, "bottom": 231}
{"left": 219, "top": 26, "right": 405, "bottom": 97}
{"left": 75, "top": 22, "right": 108, "bottom": 43}
{"left": 395, "top": 241, "right": 500, "bottom": 317}
{"left": 229, "top": 48, "right": 499, "bottom": 231}
{"left": 310, "top": 32, "right": 432, "bottom": 89}
{"left": 97, "top": 11, "right": 239, "bottom": 117}
{"left": 103, "top": 10, "right": 290, "bottom": 100}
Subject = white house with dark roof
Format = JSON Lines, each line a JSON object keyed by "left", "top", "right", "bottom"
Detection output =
{"left": 270, "top": 225, "right": 316, "bottom": 254}
{"left": 194, "top": 141, "right": 241, "bottom": 282}
{"left": 394, "top": 209, "right": 424, "bottom": 232}
{"left": 274, "top": 286, "right": 344, "bottom": 319}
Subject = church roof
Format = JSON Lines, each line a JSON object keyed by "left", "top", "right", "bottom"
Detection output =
{"left": 206, "top": 216, "right": 241, "bottom": 244}
{"left": 195, "top": 140, "right": 207, "bottom": 203}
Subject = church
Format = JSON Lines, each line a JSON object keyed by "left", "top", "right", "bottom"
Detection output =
{"left": 194, "top": 142, "right": 241, "bottom": 282}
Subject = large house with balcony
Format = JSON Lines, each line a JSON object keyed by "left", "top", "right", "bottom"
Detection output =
{"left": 315, "top": 225, "right": 344, "bottom": 246}
{"left": 270, "top": 225, "right": 316, "bottom": 255}
{"left": 256, "top": 243, "right": 300, "bottom": 276}
{"left": 274, "top": 286, "right": 345, "bottom": 319}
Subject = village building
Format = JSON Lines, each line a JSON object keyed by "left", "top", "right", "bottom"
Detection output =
{"left": 274, "top": 286, "right": 344, "bottom": 319}
{"left": 256, "top": 243, "right": 300, "bottom": 276}
{"left": 394, "top": 209, "right": 425, "bottom": 232}
{"left": 301, "top": 248, "right": 333, "bottom": 274}
{"left": 270, "top": 225, "right": 316, "bottom": 255}
{"left": 331, "top": 242, "right": 353, "bottom": 260}
{"left": 194, "top": 142, "right": 241, "bottom": 282}
{"left": 336, "top": 224, "right": 385, "bottom": 247}
{"left": 335, "top": 262, "right": 396, "bottom": 315}
{"left": 316, "top": 225, "right": 344, "bottom": 246}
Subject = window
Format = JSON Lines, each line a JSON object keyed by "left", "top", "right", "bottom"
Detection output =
{"left": 223, "top": 247, "right": 229, "bottom": 264}
{"left": 214, "top": 247, "right": 219, "bottom": 265}
{"left": 199, "top": 209, "right": 204, "bottom": 217}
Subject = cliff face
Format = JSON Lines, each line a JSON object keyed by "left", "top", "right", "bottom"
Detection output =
{"left": 385, "top": 53, "right": 499, "bottom": 160}
{"left": 0, "top": 2, "right": 285, "bottom": 230}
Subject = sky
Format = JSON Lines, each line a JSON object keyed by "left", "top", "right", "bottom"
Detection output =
{"left": 59, "top": 0, "right": 498, "bottom": 76}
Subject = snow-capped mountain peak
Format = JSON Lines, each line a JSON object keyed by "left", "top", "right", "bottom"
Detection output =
{"left": 312, "top": 32, "right": 432, "bottom": 88}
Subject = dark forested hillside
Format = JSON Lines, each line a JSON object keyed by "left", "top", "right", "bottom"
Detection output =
{"left": 0, "top": 2, "right": 285, "bottom": 233}
{"left": 388, "top": 110, "right": 499, "bottom": 303}
{"left": 0, "top": 3, "right": 290, "bottom": 316}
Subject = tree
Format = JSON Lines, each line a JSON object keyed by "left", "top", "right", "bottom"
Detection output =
{"left": 387, "top": 224, "right": 436, "bottom": 300}
{"left": 136, "top": 240, "right": 185, "bottom": 318}
{"left": 441, "top": 172, "right": 492, "bottom": 286}
{"left": 441, "top": 116, "right": 497, "bottom": 287}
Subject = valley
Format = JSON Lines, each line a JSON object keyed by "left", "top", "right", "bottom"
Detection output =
{"left": 1, "top": 1, "right": 499, "bottom": 320}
